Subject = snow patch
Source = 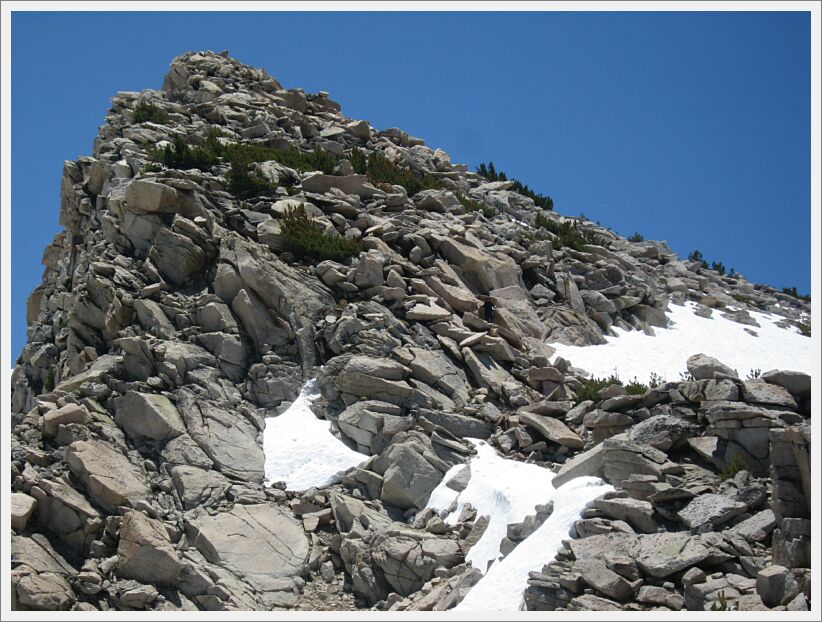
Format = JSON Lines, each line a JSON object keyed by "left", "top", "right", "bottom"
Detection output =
{"left": 426, "top": 440, "right": 612, "bottom": 610}
{"left": 549, "top": 301, "right": 811, "bottom": 383}
{"left": 263, "top": 381, "right": 367, "bottom": 491}
{"left": 427, "top": 439, "right": 557, "bottom": 573}
{"left": 456, "top": 476, "right": 614, "bottom": 611}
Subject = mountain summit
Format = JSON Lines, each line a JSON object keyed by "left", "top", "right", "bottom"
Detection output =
{"left": 10, "top": 51, "right": 811, "bottom": 613}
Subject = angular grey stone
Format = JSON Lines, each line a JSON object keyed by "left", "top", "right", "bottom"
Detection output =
{"left": 11, "top": 493, "right": 37, "bottom": 531}
{"left": 28, "top": 479, "right": 101, "bottom": 553}
{"left": 125, "top": 179, "right": 178, "bottom": 213}
{"left": 575, "top": 558, "right": 634, "bottom": 602}
{"left": 741, "top": 380, "right": 798, "bottom": 409}
{"left": 336, "top": 356, "right": 412, "bottom": 404}
{"left": 433, "top": 234, "right": 522, "bottom": 294}
{"left": 519, "top": 412, "right": 583, "bottom": 449}
{"left": 733, "top": 509, "right": 777, "bottom": 543}
{"left": 628, "top": 414, "right": 698, "bottom": 451}
{"left": 677, "top": 493, "right": 747, "bottom": 530}
{"left": 594, "top": 497, "right": 657, "bottom": 534}
{"left": 170, "top": 465, "right": 229, "bottom": 509}
{"left": 134, "top": 299, "right": 175, "bottom": 339}
{"left": 161, "top": 433, "right": 214, "bottom": 469}
{"left": 65, "top": 439, "right": 149, "bottom": 512}
{"left": 552, "top": 443, "right": 606, "bottom": 488}
{"left": 372, "top": 433, "right": 452, "bottom": 511}
{"left": 301, "top": 173, "right": 382, "bottom": 198}
{"left": 42, "top": 403, "right": 88, "bottom": 438}
{"left": 337, "top": 401, "right": 413, "bottom": 454}
{"left": 117, "top": 510, "right": 182, "bottom": 585}
{"left": 187, "top": 504, "right": 309, "bottom": 593}
{"left": 417, "top": 410, "right": 494, "bottom": 440}
{"left": 231, "top": 288, "right": 289, "bottom": 351}
{"left": 761, "top": 370, "right": 810, "bottom": 401}
{"left": 686, "top": 353, "right": 738, "bottom": 380}
{"left": 756, "top": 565, "right": 793, "bottom": 608}
{"left": 177, "top": 395, "right": 265, "bottom": 482}
{"left": 632, "top": 532, "right": 727, "bottom": 578}
{"left": 149, "top": 227, "right": 206, "bottom": 286}
{"left": 116, "top": 391, "right": 185, "bottom": 443}
{"left": 406, "top": 301, "right": 452, "bottom": 321}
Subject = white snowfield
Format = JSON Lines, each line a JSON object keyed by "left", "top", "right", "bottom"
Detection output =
{"left": 426, "top": 439, "right": 613, "bottom": 610}
{"left": 427, "top": 440, "right": 556, "bottom": 573}
{"left": 263, "top": 380, "right": 368, "bottom": 491}
{"left": 457, "top": 476, "right": 614, "bottom": 611}
{"left": 550, "top": 301, "right": 812, "bottom": 384}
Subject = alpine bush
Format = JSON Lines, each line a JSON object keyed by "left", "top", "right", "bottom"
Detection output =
{"left": 280, "top": 205, "right": 362, "bottom": 262}
{"left": 358, "top": 151, "right": 442, "bottom": 196}
{"left": 133, "top": 101, "right": 170, "bottom": 124}
{"left": 225, "top": 155, "right": 277, "bottom": 199}
{"left": 456, "top": 192, "right": 496, "bottom": 218}
{"left": 574, "top": 374, "right": 622, "bottom": 404}
{"left": 533, "top": 213, "right": 607, "bottom": 251}
{"left": 150, "top": 136, "right": 221, "bottom": 171}
{"left": 476, "top": 161, "right": 554, "bottom": 210}
{"left": 720, "top": 453, "right": 750, "bottom": 480}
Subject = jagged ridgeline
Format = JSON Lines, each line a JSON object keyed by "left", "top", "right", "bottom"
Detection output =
{"left": 10, "top": 51, "right": 811, "bottom": 613}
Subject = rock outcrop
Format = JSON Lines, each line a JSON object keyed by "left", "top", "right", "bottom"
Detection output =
{"left": 10, "top": 50, "right": 811, "bottom": 613}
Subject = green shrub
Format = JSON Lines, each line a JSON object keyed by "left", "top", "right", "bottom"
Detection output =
{"left": 476, "top": 161, "right": 553, "bottom": 210}
{"left": 574, "top": 374, "right": 621, "bottom": 404}
{"left": 720, "top": 453, "right": 749, "bottom": 480}
{"left": 628, "top": 232, "right": 645, "bottom": 242}
{"left": 688, "top": 250, "right": 708, "bottom": 268}
{"left": 225, "top": 156, "right": 277, "bottom": 199}
{"left": 43, "top": 368, "right": 55, "bottom": 392}
{"left": 533, "top": 213, "right": 607, "bottom": 251}
{"left": 574, "top": 374, "right": 649, "bottom": 403}
{"left": 360, "top": 151, "right": 442, "bottom": 196}
{"left": 456, "top": 192, "right": 496, "bottom": 218}
{"left": 711, "top": 261, "right": 726, "bottom": 276}
{"left": 133, "top": 100, "right": 170, "bottom": 124}
{"left": 142, "top": 162, "right": 164, "bottom": 173}
{"left": 624, "top": 379, "right": 649, "bottom": 395}
{"left": 280, "top": 205, "right": 362, "bottom": 262}
{"left": 222, "top": 143, "right": 338, "bottom": 174}
{"left": 349, "top": 148, "right": 368, "bottom": 174}
{"left": 709, "top": 590, "right": 731, "bottom": 611}
{"left": 150, "top": 136, "right": 221, "bottom": 171}
{"left": 150, "top": 129, "right": 341, "bottom": 177}
{"left": 782, "top": 286, "right": 811, "bottom": 303}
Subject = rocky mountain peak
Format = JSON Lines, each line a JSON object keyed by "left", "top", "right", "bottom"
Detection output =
{"left": 10, "top": 50, "right": 811, "bottom": 613}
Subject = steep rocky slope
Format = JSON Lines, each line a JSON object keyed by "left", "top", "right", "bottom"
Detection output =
{"left": 10, "top": 50, "right": 812, "bottom": 612}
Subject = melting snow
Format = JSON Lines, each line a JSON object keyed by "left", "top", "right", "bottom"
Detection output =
{"left": 456, "top": 476, "right": 613, "bottom": 611}
{"left": 426, "top": 439, "right": 612, "bottom": 609}
{"left": 263, "top": 381, "right": 367, "bottom": 491}
{"left": 549, "top": 301, "right": 811, "bottom": 384}
{"left": 427, "top": 440, "right": 556, "bottom": 573}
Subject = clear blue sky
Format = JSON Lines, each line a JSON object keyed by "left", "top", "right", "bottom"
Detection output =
{"left": 11, "top": 10, "right": 811, "bottom": 360}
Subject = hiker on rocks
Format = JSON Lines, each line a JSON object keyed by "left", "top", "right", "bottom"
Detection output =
{"left": 482, "top": 296, "right": 495, "bottom": 323}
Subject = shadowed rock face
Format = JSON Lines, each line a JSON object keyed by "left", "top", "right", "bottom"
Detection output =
{"left": 9, "top": 50, "right": 811, "bottom": 613}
